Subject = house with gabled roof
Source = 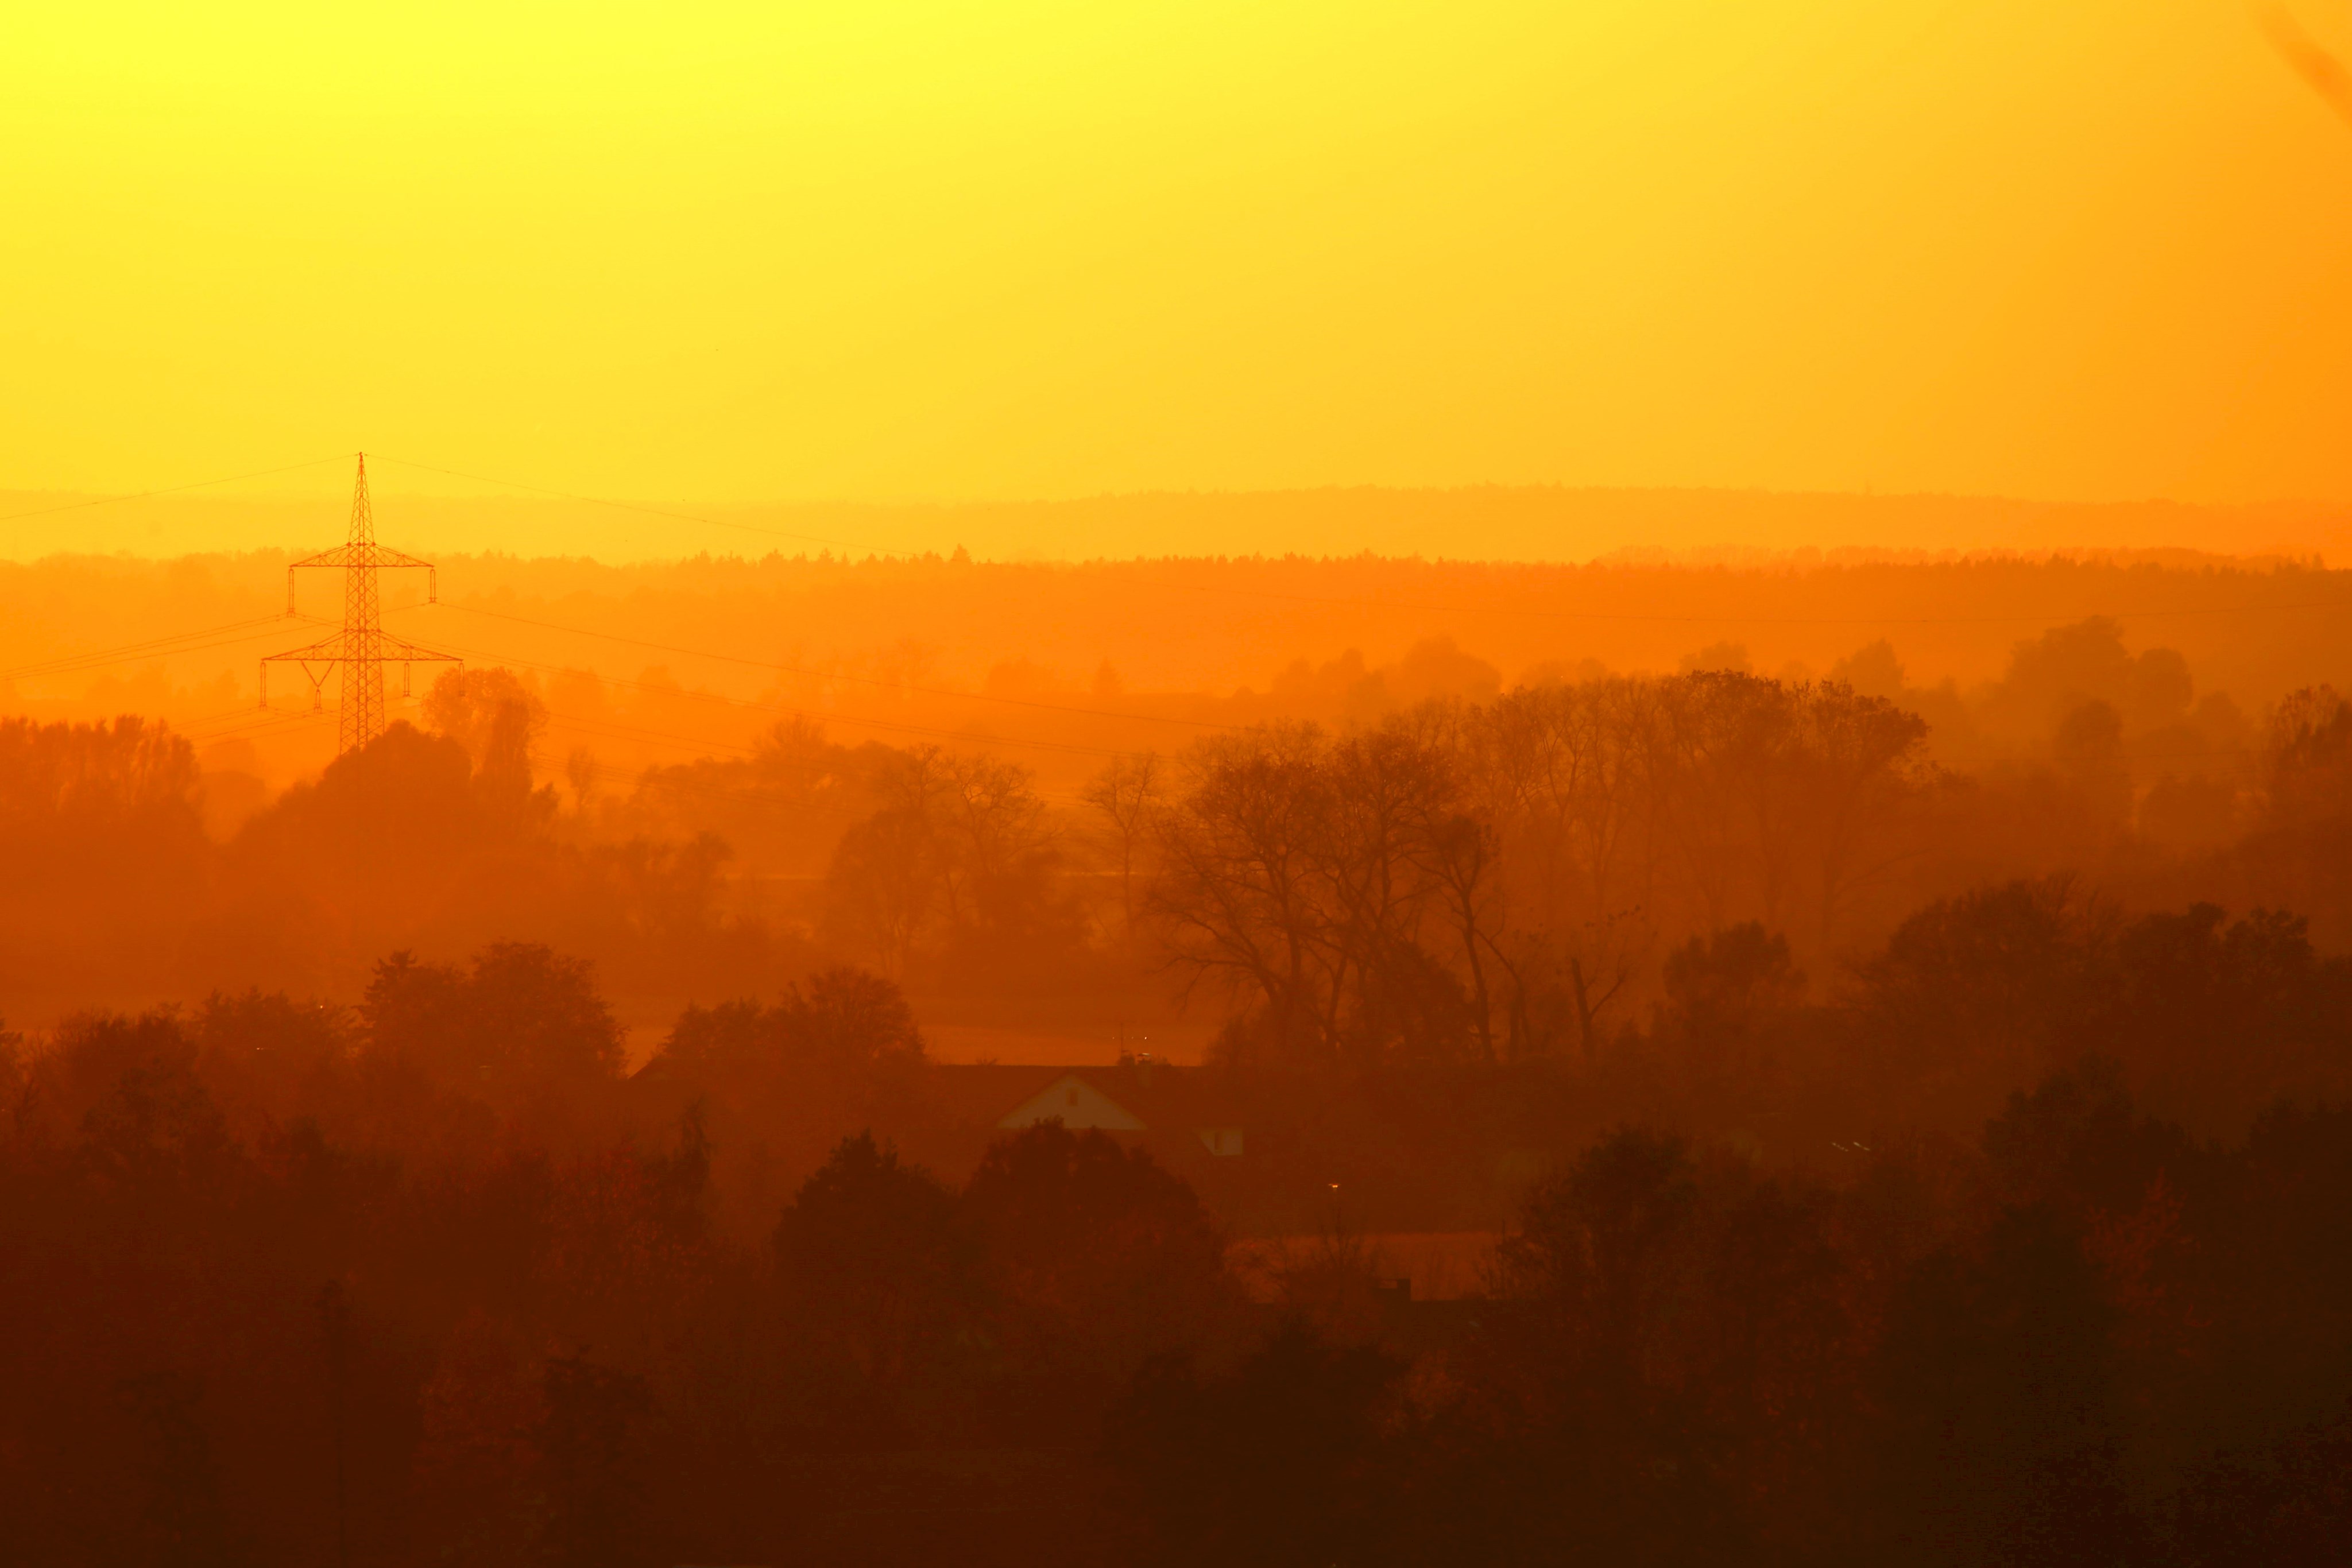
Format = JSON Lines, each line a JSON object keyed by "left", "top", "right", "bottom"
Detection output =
{"left": 929, "top": 1053, "right": 1244, "bottom": 1162}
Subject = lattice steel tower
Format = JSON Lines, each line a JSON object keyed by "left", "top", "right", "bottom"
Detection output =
{"left": 262, "top": 454, "right": 459, "bottom": 753}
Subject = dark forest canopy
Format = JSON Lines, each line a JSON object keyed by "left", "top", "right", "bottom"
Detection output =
{"left": 5, "top": 922, "right": 2352, "bottom": 1563}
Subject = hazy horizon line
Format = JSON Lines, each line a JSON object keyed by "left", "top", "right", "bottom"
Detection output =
{"left": 13, "top": 476, "right": 2352, "bottom": 510}
{"left": 10, "top": 476, "right": 2349, "bottom": 570}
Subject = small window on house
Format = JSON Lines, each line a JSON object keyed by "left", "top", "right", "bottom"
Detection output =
{"left": 1066, "top": 1086, "right": 1080, "bottom": 1106}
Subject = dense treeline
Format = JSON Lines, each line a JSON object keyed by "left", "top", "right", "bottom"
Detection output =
{"left": 8, "top": 550, "right": 2348, "bottom": 773}
{"left": 5, "top": 617, "right": 2347, "bottom": 1035}
{"left": 4, "top": 913, "right": 2351, "bottom": 1564}
{"left": 1146, "top": 674, "right": 1929, "bottom": 1066}
{"left": 0, "top": 689, "right": 788, "bottom": 1008}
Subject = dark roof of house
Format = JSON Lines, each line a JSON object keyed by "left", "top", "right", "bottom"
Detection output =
{"left": 927, "top": 1059, "right": 1241, "bottom": 1132}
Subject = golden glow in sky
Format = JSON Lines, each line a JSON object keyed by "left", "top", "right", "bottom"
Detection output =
{"left": 7, "top": 1, "right": 2352, "bottom": 534}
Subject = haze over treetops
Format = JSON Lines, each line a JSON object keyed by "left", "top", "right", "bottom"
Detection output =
{"left": 10, "top": 0, "right": 2352, "bottom": 558}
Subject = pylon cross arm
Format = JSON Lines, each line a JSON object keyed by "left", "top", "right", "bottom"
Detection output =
{"left": 262, "top": 635, "right": 350, "bottom": 663}
{"left": 289, "top": 544, "right": 436, "bottom": 570}
{"left": 287, "top": 548, "right": 438, "bottom": 613}
{"left": 260, "top": 638, "right": 343, "bottom": 710}
{"left": 289, "top": 545, "right": 365, "bottom": 569}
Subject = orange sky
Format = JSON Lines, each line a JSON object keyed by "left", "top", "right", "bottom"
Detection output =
{"left": 7, "top": 2, "right": 2352, "bottom": 553}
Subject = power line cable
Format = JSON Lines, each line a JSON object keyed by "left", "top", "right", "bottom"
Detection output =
{"left": 0, "top": 455, "right": 354, "bottom": 525}
{"left": 540, "top": 738, "right": 1088, "bottom": 818}
{"left": 366, "top": 453, "right": 931, "bottom": 559}
{"left": 415, "top": 601, "right": 1231, "bottom": 731}
{"left": 1, "top": 617, "right": 296, "bottom": 683}
{"left": 347, "top": 614, "right": 1143, "bottom": 760}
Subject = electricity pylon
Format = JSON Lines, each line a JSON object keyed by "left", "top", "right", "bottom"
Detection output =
{"left": 262, "top": 453, "right": 459, "bottom": 753}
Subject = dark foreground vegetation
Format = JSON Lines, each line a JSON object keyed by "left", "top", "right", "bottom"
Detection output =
{"left": 3, "top": 892, "right": 2351, "bottom": 1566}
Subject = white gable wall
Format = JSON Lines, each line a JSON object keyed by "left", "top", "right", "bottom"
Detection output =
{"left": 997, "top": 1074, "right": 1146, "bottom": 1132}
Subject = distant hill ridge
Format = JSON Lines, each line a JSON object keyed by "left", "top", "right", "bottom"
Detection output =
{"left": 5, "top": 482, "right": 2350, "bottom": 565}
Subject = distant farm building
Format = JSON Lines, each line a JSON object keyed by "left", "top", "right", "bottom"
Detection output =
{"left": 931, "top": 1053, "right": 1245, "bottom": 1163}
